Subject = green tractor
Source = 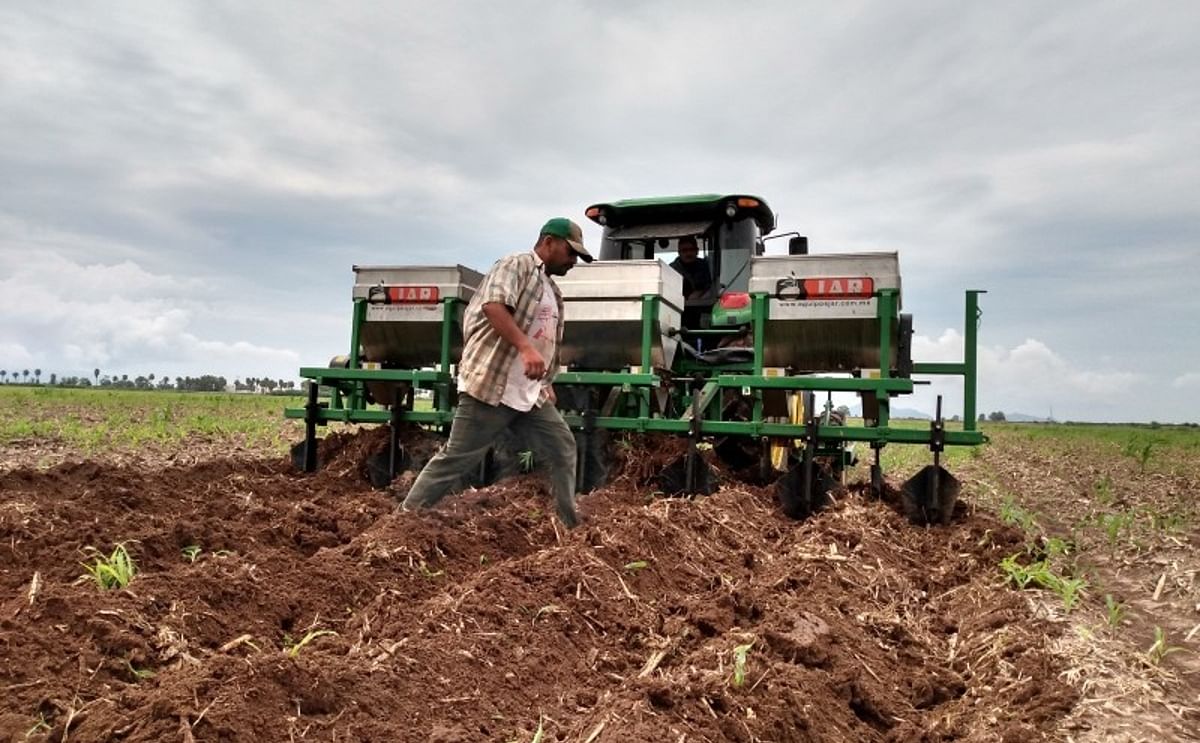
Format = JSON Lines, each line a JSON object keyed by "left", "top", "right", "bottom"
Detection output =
{"left": 286, "top": 194, "right": 986, "bottom": 523}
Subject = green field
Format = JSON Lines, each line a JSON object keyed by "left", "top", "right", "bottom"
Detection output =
{"left": 0, "top": 386, "right": 306, "bottom": 455}
{"left": 872, "top": 418, "right": 1200, "bottom": 479}
{"left": 7, "top": 385, "right": 1197, "bottom": 474}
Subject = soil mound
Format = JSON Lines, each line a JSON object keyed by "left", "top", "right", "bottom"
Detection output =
{"left": 0, "top": 428, "right": 1075, "bottom": 742}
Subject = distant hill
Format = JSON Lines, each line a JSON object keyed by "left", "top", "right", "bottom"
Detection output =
{"left": 845, "top": 406, "right": 1054, "bottom": 423}
{"left": 1006, "top": 412, "right": 1054, "bottom": 423}
{"left": 848, "top": 405, "right": 931, "bottom": 420}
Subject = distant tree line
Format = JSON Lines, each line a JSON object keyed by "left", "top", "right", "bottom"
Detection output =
{"left": 0, "top": 368, "right": 298, "bottom": 393}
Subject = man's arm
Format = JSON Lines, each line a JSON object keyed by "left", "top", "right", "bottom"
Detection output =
{"left": 482, "top": 302, "right": 546, "bottom": 380}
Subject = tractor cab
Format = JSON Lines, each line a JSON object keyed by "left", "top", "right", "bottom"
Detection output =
{"left": 585, "top": 194, "right": 777, "bottom": 331}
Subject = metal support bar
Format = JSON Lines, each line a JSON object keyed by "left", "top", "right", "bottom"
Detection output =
{"left": 680, "top": 381, "right": 720, "bottom": 421}
{"left": 686, "top": 376, "right": 703, "bottom": 493}
{"left": 911, "top": 362, "right": 966, "bottom": 375}
{"left": 752, "top": 293, "right": 767, "bottom": 376}
{"left": 639, "top": 295, "right": 656, "bottom": 420}
{"left": 878, "top": 289, "right": 897, "bottom": 378}
{"left": 347, "top": 299, "right": 367, "bottom": 411}
{"left": 299, "top": 367, "right": 453, "bottom": 383}
{"left": 714, "top": 375, "right": 913, "bottom": 393}
{"left": 439, "top": 298, "right": 455, "bottom": 373}
{"left": 927, "top": 395, "right": 945, "bottom": 512}
{"left": 578, "top": 388, "right": 598, "bottom": 491}
{"left": 802, "top": 391, "right": 817, "bottom": 509}
{"left": 929, "top": 395, "right": 946, "bottom": 454}
{"left": 389, "top": 402, "right": 403, "bottom": 480}
{"left": 964, "top": 290, "right": 985, "bottom": 430}
{"left": 302, "top": 380, "right": 321, "bottom": 473}
{"left": 554, "top": 372, "right": 659, "bottom": 386}
{"left": 870, "top": 443, "right": 883, "bottom": 498}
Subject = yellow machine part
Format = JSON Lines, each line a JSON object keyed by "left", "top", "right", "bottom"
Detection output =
{"left": 770, "top": 389, "right": 806, "bottom": 471}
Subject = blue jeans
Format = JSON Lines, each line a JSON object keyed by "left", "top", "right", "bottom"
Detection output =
{"left": 402, "top": 394, "right": 579, "bottom": 528}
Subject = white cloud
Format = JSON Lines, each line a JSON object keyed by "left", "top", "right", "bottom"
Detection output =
{"left": 0, "top": 251, "right": 299, "bottom": 380}
{"left": 896, "top": 331, "right": 1151, "bottom": 422}
{"left": 1173, "top": 372, "right": 1200, "bottom": 390}
{"left": 0, "top": 342, "right": 34, "bottom": 370}
{"left": 0, "top": 2, "right": 1197, "bottom": 422}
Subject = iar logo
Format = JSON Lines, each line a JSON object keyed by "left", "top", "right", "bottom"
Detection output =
{"left": 368, "top": 285, "right": 441, "bottom": 304}
{"left": 774, "top": 276, "right": 874, "bottom": 300}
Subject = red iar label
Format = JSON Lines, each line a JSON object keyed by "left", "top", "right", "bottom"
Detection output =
{"left": 386, "top": 286, "right": 440, "bottom": 303}
{"left": 806, "top": 277, "right": 873, "bottom": 297}
{"left": 774, "top": 276, "right": 875, "bottom": 300}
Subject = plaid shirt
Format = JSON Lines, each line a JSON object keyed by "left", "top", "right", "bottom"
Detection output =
{"left": 458, "top": 251, "right": 565, "bottom": 406}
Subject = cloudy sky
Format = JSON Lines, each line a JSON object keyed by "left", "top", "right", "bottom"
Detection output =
{"left": 1, "top": 1, "right": 1197, "bottom": 422}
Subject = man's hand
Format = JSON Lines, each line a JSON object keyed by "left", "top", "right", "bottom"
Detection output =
{"left": 520, "top": 345, "right": 546, "bottom": 380}
{"left": 482, "top": 302, "right": 546, "bottom": 379}
{"left": 543, "top": 384, "right": 557, "bottom": 404}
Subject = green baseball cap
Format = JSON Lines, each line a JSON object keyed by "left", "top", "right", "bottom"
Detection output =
{"left": 540, "top": 217, "right": 593, "bottom": 262}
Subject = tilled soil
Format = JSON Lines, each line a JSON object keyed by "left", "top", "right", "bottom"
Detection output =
{"left": 952, "top": 431, "right": 1200, "bottom": 742}
{"left": 1, "top": 428, "right": 1077, "bottom": 742}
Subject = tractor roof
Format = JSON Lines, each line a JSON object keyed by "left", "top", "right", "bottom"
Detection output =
{"left": 585, "top": 194, "right": 776, "bottom": 235}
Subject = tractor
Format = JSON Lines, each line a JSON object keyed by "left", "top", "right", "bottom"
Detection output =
{"left": 285, "top": 194, "right": 986, "bottom": 523}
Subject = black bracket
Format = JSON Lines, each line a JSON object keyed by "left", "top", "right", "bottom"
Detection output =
{"left": 303, "top": 380, "right": 322, "bottom": 473}
{"left": 929, "top": 395, "right": 946, "bottom": 455}
{"left": 685, "top": 373, "right": 705, "bottom": 493}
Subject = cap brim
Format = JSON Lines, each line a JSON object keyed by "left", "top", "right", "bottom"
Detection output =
{"left": 567, "top": 239, "right": 594, "bottom": 262}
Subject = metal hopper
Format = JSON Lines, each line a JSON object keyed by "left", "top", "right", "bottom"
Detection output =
{"left": 555, "top": 260, "right": 684, "bottom": 370}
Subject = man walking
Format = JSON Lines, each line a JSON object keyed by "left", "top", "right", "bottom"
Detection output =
{"left": 402, "top": 218, "right": 593, "bottom": 528}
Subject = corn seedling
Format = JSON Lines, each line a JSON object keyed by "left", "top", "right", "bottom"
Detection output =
{"left": 1104, "top": 594, "right": 1126, "bottom": 627}
{"left": 998, "top": 496, "right": 1037, "bottom": 532}
{"left": 1041, "top": 536, "right": 1073, "bottom": 558}
{"left": 1097, "top": 511, "right": 1135, "bottom": 547}
{"left": 1146, "top": 626, "right": 1183, "bottom": 665}
{"left": 418, "top": 561, "right": 444, "bottom": 579}
{"left": 1122, "top": 437, "right": 1156, "bottom": 472}
{"left": 517, "top": 449, "right": 535, "bottom": 473}
{"left": 999, "top": 553, "right": 1038, "bottom": 589}
{"left": 26, "top": 713, "right": 51, "bottom": 737}
{"left": 532, "top": 604, "right": 565, "bottom": 623}
{"left": 530, "top": 716, "right": 545, "bottom": 743}
{"left": 284, "top": 628, "right": 337, "bottom": 657}
{"left": 1137, "top": 443, "right": 1153, "bottom": 472}
{"left": 1145, "top": 507, "right": 1190, "bottom": 532}
{"left": 1055, "top": 576, "right": 1087, "bottom": 611}
{"left": 999, "top": 552, "right": 1087, "bottom": 611}
{"left": 730, "top": 640, "right": 754, "bottom": 688}
{"left": 1093, "top": 474, "right": 1114, "bottom": 506}
{"left": 80, "top": 543, "right": 137, "bottom": 590}
{"left": 126, "top": 661, "right": 155, "bottom": 681}
{"left": 181, "top": 545, "right": 202, "bottom": 563}
{"left": 623, "top": 560, "right": 650, "bottom": 571}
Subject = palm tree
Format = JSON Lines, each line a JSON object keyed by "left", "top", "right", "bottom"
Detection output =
{"left": 0, "top": 370, "right": 6, "bottom": 384}
{"left": 93, "top": 368, "right": 100, "bottom": 384}
{"left": 34, "top": 368, "right": 41, "bottom": 384}
{"left": 50, "top": 373, "right": 57, "bottom": 385}
{"left": 22, "top": 369, "right": 29, "bottom": 383}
